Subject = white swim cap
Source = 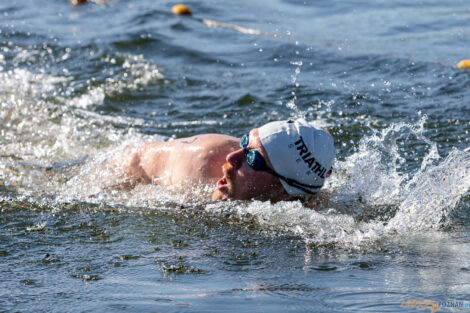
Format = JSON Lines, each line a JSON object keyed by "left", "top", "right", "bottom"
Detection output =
{"left": 258, "top": 118, "right": 336, "bottom": 196}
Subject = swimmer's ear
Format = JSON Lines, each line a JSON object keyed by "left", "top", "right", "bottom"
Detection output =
{"left": 70, "top": 0, "right": 87, "bottom": 5}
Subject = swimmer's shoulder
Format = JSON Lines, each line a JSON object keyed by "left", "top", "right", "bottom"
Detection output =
{"left": 174, "top": 134, "right": 239, "bottom": 168}
{"left": 175, "top": 133, "right": 239, "bottom": 149}
{"left": 138, "top": 134, "right": 239, "bottom": 162}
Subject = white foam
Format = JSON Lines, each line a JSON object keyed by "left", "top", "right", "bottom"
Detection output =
{"left": 386, "top": 147, "right": 470, "bottom": 231}
{"left": 0, "top": 51, "right": 165, "bottom": 196}
{"left": 1, "top": 48, "right": 468, "bottom": 251}
{"left": 204, "top": 117, "right": 470, "bottom": 248}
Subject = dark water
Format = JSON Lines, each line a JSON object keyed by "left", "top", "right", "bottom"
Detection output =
{"left": 1, "top": 0, "right": 470, "bottom": 312}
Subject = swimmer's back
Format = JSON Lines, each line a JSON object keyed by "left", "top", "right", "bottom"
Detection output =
{"left": 139, "top": 134, "right": 240, "bottom": 186}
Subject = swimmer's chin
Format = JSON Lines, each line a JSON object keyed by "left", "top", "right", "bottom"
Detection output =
{"left": 211, "top": 189, "right": 229, "bottom": 200}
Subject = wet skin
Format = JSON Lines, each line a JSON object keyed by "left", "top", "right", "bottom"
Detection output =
{"left": 212, "top": 129, "right": 284, "bottom": 200}
{"left": 117, "top": 129, "right": 285, "bottom": 200}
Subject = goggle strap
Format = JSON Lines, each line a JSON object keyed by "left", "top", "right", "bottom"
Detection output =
{"left": 262, "top": 166, "right": 322, "bottom": 195}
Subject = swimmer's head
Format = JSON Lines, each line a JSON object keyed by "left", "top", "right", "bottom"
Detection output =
{"left": 212, "top": 119, "right": 336, "bottom": 201}
{"left": 258, "top": 118, "right": 336, "bottom": 196}
{"left": 212, "top": 128, "right": 288, "bottom": 201}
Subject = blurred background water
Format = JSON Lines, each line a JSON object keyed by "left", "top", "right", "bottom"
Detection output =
{"left": 0, "top": 0, "right": 469, "bottom": 312}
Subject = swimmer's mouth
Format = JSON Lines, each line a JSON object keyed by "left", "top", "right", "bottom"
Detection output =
{"left": 217, "top": 163, "right": 234, "bottom": 192}
{"left": 217, "top": 176, "right": 228, "bottom": 191}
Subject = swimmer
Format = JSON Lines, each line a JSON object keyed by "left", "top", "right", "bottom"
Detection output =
{"left": 104, "top": 119, "right": 336, "bottom": 202}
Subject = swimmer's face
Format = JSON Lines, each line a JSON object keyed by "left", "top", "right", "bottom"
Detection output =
{"left": 212, "top": 128, "right": 285, "bottom": 201}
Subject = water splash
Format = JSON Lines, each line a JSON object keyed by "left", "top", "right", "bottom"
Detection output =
{"left": 0, "top": 50, "right": 165, "bottom": 195}
{"left": 1, "top": 47, "right": 469, "bottom": 251}
{"left": 67, "top": 53, "right": 164, "bottom": 109}
{"left": 204, "top": 117, "right": 470, "bottom": 249}
{"left": 285, "top": 60, "right": 303, "bottom": 116}
{"left": 331, "top": 117, "right": 437, "bottom": 207}
{"left": 386, "top": 147, "right": 470, "bottom": 231}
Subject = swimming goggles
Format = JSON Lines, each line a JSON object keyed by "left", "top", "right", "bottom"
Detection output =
{"left": 240, "top": 133, "right": 323, "bottom": 195}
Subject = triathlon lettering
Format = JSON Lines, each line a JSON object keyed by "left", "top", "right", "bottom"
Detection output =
{"left": 294, "top": 137, "right": 327, "bottom": 178}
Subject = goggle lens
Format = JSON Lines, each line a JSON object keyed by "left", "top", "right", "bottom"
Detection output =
{"left": 240, "top": 134, "right": 249, "bottom": 150}
{"left": 240, "top": 134, "right": 266, "bottom": 170}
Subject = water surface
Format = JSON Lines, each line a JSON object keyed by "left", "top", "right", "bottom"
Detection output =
{"left": 1, "top": 0, "right": 469, "bottom": 312}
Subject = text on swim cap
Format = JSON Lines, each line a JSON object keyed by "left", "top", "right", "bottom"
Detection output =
{"left": 294, "top": 137, "right": 327, "bottom": 179}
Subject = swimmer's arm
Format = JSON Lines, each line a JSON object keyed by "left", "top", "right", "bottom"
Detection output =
{"left": 97, "top": 146, "right": 151, "bottom": 190}
{"left": 120, "top": 150, "right": 152, "bottom": 189}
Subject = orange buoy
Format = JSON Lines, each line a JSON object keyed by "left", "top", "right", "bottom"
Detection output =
{"left": 454, "top": 59, "right": 470, "bottom": 69}
{"left": 171, "top": 4, "right": 192, "bottom": 16}
{"left": 70, "top": 0, "right": 87, "bottom": 5}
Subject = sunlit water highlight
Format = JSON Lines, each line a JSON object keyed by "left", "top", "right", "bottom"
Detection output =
{"left": 1, "top": 0, "right": 469, "bottom": 312}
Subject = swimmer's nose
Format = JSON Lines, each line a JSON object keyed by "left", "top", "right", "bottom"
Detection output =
{"left": 226, "top": 149, "right": 245, "bottom": 169}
